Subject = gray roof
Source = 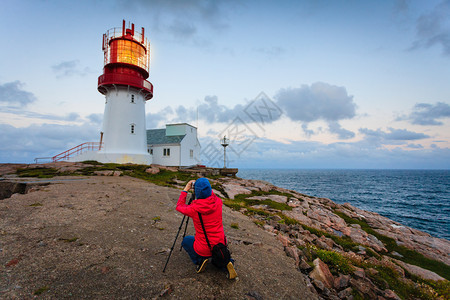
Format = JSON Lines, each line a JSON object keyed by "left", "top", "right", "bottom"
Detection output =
{"left": 147, "top": 129, "right": 185, "bottom": 145}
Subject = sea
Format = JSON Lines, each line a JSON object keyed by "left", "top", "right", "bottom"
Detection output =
{"left": 237, "top": 169, "right": 450, "bottom": 241}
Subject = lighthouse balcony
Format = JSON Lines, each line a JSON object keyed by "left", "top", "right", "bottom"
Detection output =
{"left": 98, "top": 73, "right": 153, "bottom": 100}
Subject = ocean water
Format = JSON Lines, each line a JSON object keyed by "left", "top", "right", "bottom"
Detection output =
{"left": 237, "top": 169, "right": 450, "bottom": 241}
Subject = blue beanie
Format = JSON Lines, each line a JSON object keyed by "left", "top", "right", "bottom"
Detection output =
{"left": 194, "top": 178, "right": 212, "bottom": 199}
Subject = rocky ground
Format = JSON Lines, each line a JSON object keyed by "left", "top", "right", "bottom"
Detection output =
{"left": 1, "top": 162, "right": 449, "bottom": 299}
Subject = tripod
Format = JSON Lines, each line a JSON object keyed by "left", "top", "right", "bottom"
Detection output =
{"left": 162, "top": 192, "right": 195, "bottom": 273}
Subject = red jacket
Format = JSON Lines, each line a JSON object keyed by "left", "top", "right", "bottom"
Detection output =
{"left": 176, "top": 191, "right": 225, "bottom": 257}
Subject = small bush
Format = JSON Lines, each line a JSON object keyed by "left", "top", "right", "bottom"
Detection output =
{"left": 230, "top": 223, "right": 239, "bottom": 229}
{"left": 315, "top": 249, "right": 354, "bottom": 275}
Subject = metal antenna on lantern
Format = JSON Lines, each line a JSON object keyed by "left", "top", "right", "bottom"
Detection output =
{"left": 221, "top": 136, "right": 229, "bottom": 169}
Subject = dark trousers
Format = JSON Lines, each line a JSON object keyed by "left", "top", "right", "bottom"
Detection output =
{"left": 181, "top": 235, "right": 208, "bottom": 265}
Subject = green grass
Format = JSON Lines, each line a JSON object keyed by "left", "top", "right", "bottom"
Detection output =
{"left": 230, "top": 223, "right": 239, "bottom": 229}
{"left": 233, "top": 190, "right": 293, "bottom": 211}
{"left": 33, "top": 286, "right": 49, "bottom": 295}
{"left": 366, "top": 264, "right": 443, "bottom": 300}
{"left": 59, "top": 237, "right": 79, "bottom": 243}
{"left": 16, "top": 167, "right": 59, "bottom": 178}
{"left": 334, "top": 210, "right": 450, "bottom": 280}
{"left": 29, "top": 202, "right": 43, "bottom": 207}
{"left": 315, "top": 248, "right": 354, "bottom": 275}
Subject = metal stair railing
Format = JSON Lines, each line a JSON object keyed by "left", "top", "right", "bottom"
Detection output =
{"left": 52, "top": 142, "right": 102, "bottom": 162}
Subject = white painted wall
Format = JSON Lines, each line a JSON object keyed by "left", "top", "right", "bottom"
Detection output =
{"left": 180, "top": 126, "right": 201, "bottom": 166}
{"left": 73, "top": 86, "right": 152, "bottom": 164}
{"left": 151, "top": 145, "right": 180, "bottom": 166}
{"left": 100, "top": 87, "right": 149, "bottom": 154}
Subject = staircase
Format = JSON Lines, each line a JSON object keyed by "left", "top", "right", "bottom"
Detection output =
{"left": 51, "top": 142, "right": 102, "bottom": 162}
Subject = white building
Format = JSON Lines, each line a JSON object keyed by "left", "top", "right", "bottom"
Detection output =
{"left": 147, "top": 123, "right": 200, "bottom": 167}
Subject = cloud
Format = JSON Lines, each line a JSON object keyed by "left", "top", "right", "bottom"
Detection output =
{"left": 359, "top": 127, "right": 430, "bottom": 141}
{"left": 52, "top": 60, "right": 93, "bottom": 78}
{"left": 275, "top": 82, "right": 356, "bottom": 122}
{"left": 0, "top": 81, "right": 36, "bottom": 107}
{"left": 0, "top": 122, "right": 100, "bottom": 163}
{"left": 118, "top": 0, "right": 238, "bottom": 43}
{"left": 409, "top": 0, "right": 450, "bottom": 56}
{"left": 274, "top": 82, "right": 356, "bottom": 138}
{"left": 208, "top": 137, "right": 450, "bottom": 169}
{"left": 146, "top": 106, "right": 174, "bottom": 128}
{"left": 328, "top": 121, "right": 355, "bottom": 139}
{"left": 1, "top": 107, "right": 82, "bottom": 123}
{"left": 398, "top": 102, "right": 450, "bottom": 125}
{"left": 86, "top": 113, "right": 103, "bottom": 125}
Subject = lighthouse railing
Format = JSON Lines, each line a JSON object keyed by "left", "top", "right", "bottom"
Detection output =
{"left": 52, "top": 142, "right": 103, "bottom": 162}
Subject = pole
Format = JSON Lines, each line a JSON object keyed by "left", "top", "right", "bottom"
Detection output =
{"left": 223, "top": 146, "right": 226, "bottom": 168}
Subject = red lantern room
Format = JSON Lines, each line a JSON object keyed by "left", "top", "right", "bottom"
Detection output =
{"left": 97, "top": 20, "right": 153, "bottom": 100}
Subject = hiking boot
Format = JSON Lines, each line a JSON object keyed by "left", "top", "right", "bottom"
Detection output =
{"left": 226, "top": 261, "right": 237, "bottom": 279}
{"left": 196, "top": 258, "right": 208, "bottom": 273}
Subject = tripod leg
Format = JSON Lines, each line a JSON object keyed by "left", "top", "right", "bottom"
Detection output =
{"left": 163, "top": 215, "right": 186, "bottom": 273}
{"left": 180, "top": 217, "right": 190, "bottom": 251}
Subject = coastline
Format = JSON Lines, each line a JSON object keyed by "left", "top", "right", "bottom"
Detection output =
{"left": 1, "top": 162, "right": 449, "bottom": 299}
{"left": 237, "top": 168, "right": 450, "bottom": 241}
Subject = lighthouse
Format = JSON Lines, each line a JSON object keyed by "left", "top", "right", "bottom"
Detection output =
{"left": 95, "top": 20, "right": 153, "bottom": 164}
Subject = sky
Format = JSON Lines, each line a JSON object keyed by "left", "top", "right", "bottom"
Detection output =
{"left": 1, "top": 0, "right": 449, "bottom": 169}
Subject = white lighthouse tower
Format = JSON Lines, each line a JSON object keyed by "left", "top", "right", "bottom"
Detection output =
{"left": 94, "top": 20, "right": 153, "bottom": 164}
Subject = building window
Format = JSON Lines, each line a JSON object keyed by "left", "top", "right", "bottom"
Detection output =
{"left": 163, "top": 148, "right": 170, "bottom": 156}
{"left": 130, "top": 124, "right": 135, "bottom": 134}
{"left": 190, "top": 149, "right": 194, "bottom": 158}
{"left": 149, "top": 148, "right": 153, "bottom": 155}
{"left": 131, "top": 94, "right": 135, "bottom": 103}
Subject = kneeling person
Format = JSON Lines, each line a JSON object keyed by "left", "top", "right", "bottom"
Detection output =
{"left": 176, "top": 178, "right": 237, "bottom": 279}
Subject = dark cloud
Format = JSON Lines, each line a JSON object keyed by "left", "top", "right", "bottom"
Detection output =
{"left": 275, "top": 82, "right": 356, "bottom": 122}
{"left": 0, "top": 122, "right": 99, "bottom": 163}
{"left": 407, "top": 143, "right": 424, "bottom": 149}
{"left": 0, "top": 81, "right": 36, "bottom": 107}
{"left": 148, "top": 83, "right": 357, "bottom": 140}
{"left": 118, "top": 0, "right": 238, "bottom": 43}
{"left": 359, "top": 127, "right": 430, "bottom": 141}
{"left": 52, "top": 60, "right": 93, "bottom": 78}
{"left": 409, "top": 0, "right": 450, "bottom": 56}
{"left": 274, "top": 82, "right": 357, "bottom": 139}
{"left": 328, "top": 121, "right": 355, "bottom": 139}
{"left": 2, "top": 107, "right": 82, "bottom": 122}
{"left": 146, "top": 107, "right": 174, "bottom": 128}
{"left": 169, "top": 95, "right": 248, "bottom": 124}
{"left": 87, "top": 113, "right": 103, "bottom": 125}
{"left": 398, "top": 102, "right": 450, "bottom": 125}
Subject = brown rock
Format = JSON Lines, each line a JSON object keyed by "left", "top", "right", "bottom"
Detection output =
{"left": 349, "top": 278, "right": 371, "bottom": 296}
{"left": 294, "top": 238, "right": 306, "bottom": 248}
{"left": 383, "top": 289, "right": 401, "bottom": 300}
{"left": 277, "top": 234, "right": 291, "bottom": 247}
{"left": 393, "top": 259, "right": 445, "bottom": 281}
{"left": 309, "top": 258, "right": 335, "bottom": 289}
{"left": 145, "top": 166, "right": 160, "bottom": 174}
{"left": 334, "top": 274, "right": 350, "bottom": 290}
{"left": 284, "top": 246, "right": 300, "bottom": 267}
{"left": 338, "top": 287, "right": 352, "bottom": 299}
{"left": 353, "top": 267, "right": 365, "bottom": 279}
{"left": 94, "top": 170, "right": 114, "bottom": 176}
{"left": 298, "top": 258, "right": 312, "bottom": 272}
{"left": 312, "top": 279, "right": 325, "bottom": 292}
{"left": 221, "top": 183, "right": 252, "bottom": 199}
